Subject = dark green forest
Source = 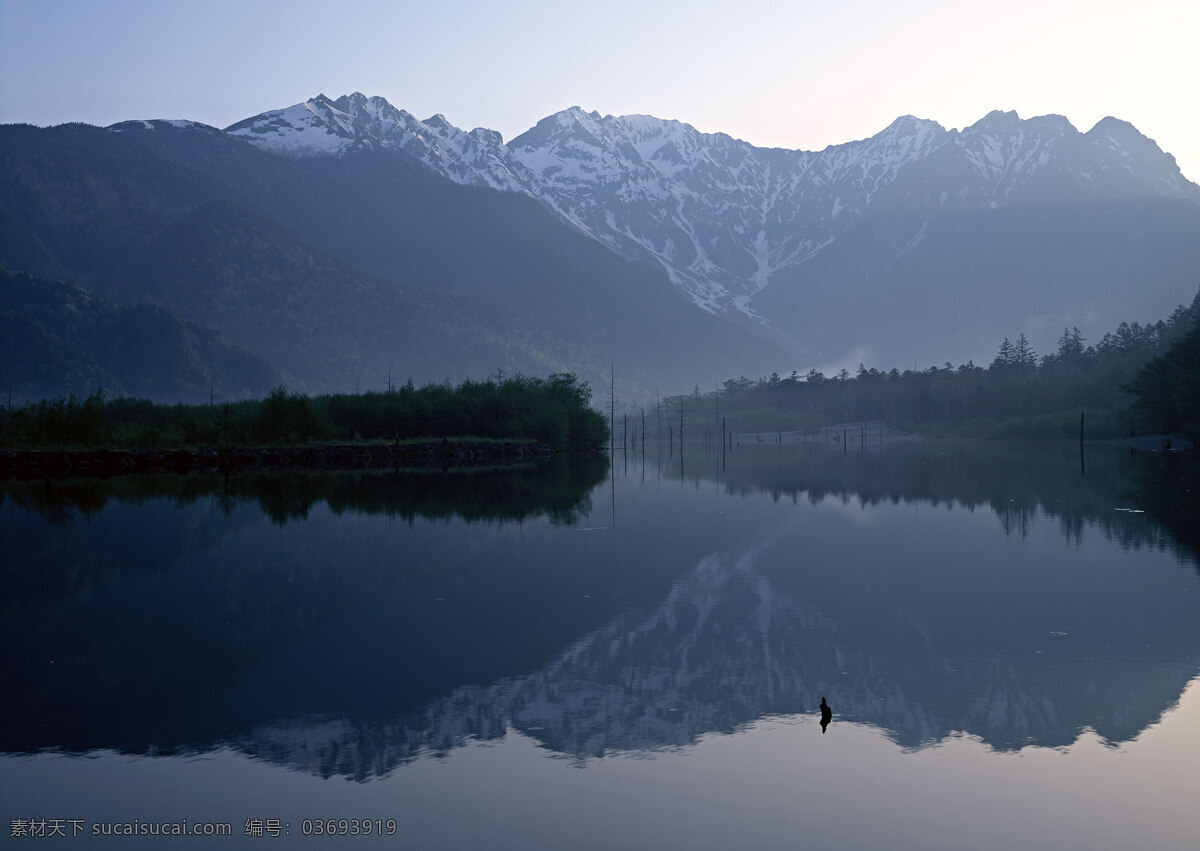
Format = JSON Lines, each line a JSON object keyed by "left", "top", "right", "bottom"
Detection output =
{"left": 650, "top": 291, "right": 1200, "bottom": 444}
{"left": 0, "top": 373, "right": 608, "bottom": 452}
{"left": 0, "top": 266, "right": 279, "bottom": 402}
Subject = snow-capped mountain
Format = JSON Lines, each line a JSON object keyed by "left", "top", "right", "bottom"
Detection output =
{"left": 224, "top": 93, "right": 1200, "bottom": 339}
{"left": 9, "top": 92, "right": 1196, "bottom": 381}
{"left": 225, "top": 92, "right": 527, "bottom": 191}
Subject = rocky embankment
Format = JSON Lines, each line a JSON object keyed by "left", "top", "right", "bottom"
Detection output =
{"left": 0, "top": 441, "right": 552, "bottom": 480}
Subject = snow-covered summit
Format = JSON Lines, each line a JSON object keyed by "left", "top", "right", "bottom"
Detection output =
{"left": 215, "top": 94, "right": 1199, "bottom": 319}
{"left": 225, "top": 92, "right": 526, "bottom": 190}
{"left": 225, "top": 92, "right": 412, "bottom": 154}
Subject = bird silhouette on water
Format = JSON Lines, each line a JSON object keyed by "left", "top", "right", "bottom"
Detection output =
{"left": 820, "top": 697, "right": 832, "bottom": 734}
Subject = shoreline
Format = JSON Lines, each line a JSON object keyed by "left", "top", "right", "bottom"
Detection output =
{"left": 1084, "top": 433, "right": 1193, "bottom": 451}
{"left": 730, "top": 424, "right": 1192, "bottom": 451}
{"left": 0, "top": 440, "right": 555, "bottom": 480}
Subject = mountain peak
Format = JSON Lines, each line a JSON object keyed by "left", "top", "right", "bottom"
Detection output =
{"left": 1087, "top": 115, "right": 1150, "bottom": 145}
{"left": 225, "top": 92, "right": 412, "bottom": 153}
{"left": 555, "top": 106, "right": 604, "bottom": 134}
{"left": 509, "top": 107, "right": 593, "bottom": 149}
{"left": 1085, "top": 115, "right": 1173, "bottom": 164}
{"left": 967, "top": 109, "right": 1022, "bottom": 132}
{"left": 1082, "top": 116, "right": 1193, "bottom": 195}
{"left": 331, "top": 92, "right": 373, "bottom": 111}
{"left": 873, "top": 115, "right": 948, "bottom": 151}
{"left": 883, "top": 114, "right": 940, "bottom": 132}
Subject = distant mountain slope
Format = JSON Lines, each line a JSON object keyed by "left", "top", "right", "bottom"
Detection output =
{"left": 0, "top": 121, "right": 789, "bottom": 399}
{"left": 225, "top": 93, "right": 1200, "bottom": 368}
{"left": 4, "top": 94, "right": 1200, "bottom": 396}
{"left": 0, "top": 266, "right": 279, "bottom": 404}
{"left": 756, "top": 195, "right": 1200, "bottom": 367}
{"left": 113, "top": 196, "right": 629, "bottom": 393}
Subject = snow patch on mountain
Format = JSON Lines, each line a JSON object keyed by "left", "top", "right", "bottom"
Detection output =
{"left": 109, "top": 118, "right": 219, "bottom": 133}
{"left": 215, "top": 95, "right": 1200, "bottom": 323}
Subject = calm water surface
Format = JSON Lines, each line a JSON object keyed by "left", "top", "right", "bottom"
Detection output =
{"left": 2, "top": 440, "right": 1198, "bottom": 848}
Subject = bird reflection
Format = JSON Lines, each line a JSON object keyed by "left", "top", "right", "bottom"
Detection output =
{"left": 820, "top": 696, "right": 832, "bottom": 733}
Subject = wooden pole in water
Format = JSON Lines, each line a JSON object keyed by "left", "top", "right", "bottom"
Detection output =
{"left": 610, "top": 361, "right": 614, "bottom": 455}
{"left": 1080, "top": 411, "right": 1086, "bottom": 476}
{"left": 680, "top": 398, "right": 684, "bottom": 458}
{"left": 714, "top": 381, "right": 719, "bottom": 454}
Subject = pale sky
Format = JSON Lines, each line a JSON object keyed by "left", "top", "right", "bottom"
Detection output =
{"left": 1, "top": 0, "right": 1197, "bottom": 181}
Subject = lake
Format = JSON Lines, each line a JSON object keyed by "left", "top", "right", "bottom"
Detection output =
{"left": 2, "top": 439, "right": 1198, "bottom": 849}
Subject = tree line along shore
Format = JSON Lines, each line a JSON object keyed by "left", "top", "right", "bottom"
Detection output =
{"left": 648, "top": 301, "right": 1200, "bottom": 446}
{"left": 4, "top": 293, "right": 1198, "bottom": 466}
{"left": 0, "top": 373, "right": 609, "bottom": 455}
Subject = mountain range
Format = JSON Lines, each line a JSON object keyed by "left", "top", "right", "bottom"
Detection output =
{"left": 3, "top": 93, "right": 1199, "bottom": 401}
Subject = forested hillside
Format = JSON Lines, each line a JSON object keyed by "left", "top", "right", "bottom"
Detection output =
{"left": 0, "top": 266, "right": 278, "bottom": 404}
{"left": 1123, "top": 317, "right": 1200, "bottom": 441}
{"left": 651, "top": 292, "right": 1200, "bottom": 440}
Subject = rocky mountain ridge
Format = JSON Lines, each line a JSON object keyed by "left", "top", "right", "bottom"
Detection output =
{"left": 221, "top": 93, "right": 1200, "bottom": 331}
{"left": 5, "top": 92, "right": 1199, "bottom": 398}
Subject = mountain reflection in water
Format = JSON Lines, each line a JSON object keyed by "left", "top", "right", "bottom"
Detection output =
{"left": 2, "top": 442, "right": 1197, "bottom": 782}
